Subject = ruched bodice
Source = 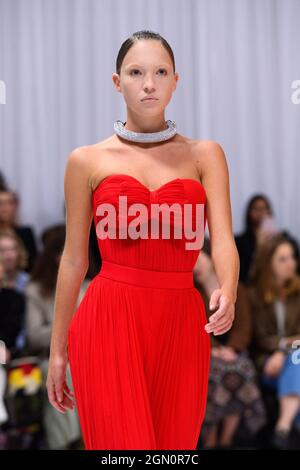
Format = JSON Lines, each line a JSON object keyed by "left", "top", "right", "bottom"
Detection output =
{"left": 92, "top": 174, "right": 207, "bottom": 271}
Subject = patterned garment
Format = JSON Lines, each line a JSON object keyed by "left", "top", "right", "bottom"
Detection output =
{"left": 203, "top": 352, "right": 267, "bottom": 435}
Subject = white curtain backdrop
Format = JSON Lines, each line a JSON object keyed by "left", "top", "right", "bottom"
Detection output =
{"left": 0, "top": 0, "right": 299, "bottom": 246}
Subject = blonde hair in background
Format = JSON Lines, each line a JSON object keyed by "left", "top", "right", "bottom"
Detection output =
{"left": 0, "top": 228, "right": 28, "bottom": 273}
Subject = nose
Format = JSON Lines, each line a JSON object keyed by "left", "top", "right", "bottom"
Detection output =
{"left": 143, "top": 74, "right": 155, "bottom": 92}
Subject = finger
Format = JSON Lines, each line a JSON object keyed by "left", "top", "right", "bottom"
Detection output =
{"left": 210, "top": 316, "right": 233, "bottom": 332}
{"left": 64, "top": 385, "right": 74, "bottom": 397}
{"left": 209, "top": 301, "right": 233, "bottom": 323}
{"left": 206, "top": 308, "right": 228, "bottom": 328}
{"left": 48, "top": 387, "right": 66, "bottom": 413}
{"left": 55, "top": 383, "right": 65, "bottom": 404}
{"left": 60, "top": 393, "right": 75, "bottom": 410}
{"left": 213, "top": 321, "right": 233, "bottom": 336}
{"left": 53, "top": 392, "right": 73, "bottom": 413}
{"left": 54, "top": 384, "right": 75, "bottom": 410}
{"left": 209, "top": 289, "right": 222, "bottom": 310}
{"left": 48, "top": 380, "right": 69, "bottom": 412}
{"left": 50, "top": 398, "right": 67, "bottom": 414}
{"left": 208, "top": 309, "right": 227, "bottom": 325}
{"left": 210, "top": 305, "right": 234, "bottom": 324}
{"left": 64, "top": 382, "right": 75, "bottom": 400}
{"left": 210, "top": 314, "right": 234, "bottom": 331}
{"left": 213, "top": 319, "right": 233, "bottom": 333}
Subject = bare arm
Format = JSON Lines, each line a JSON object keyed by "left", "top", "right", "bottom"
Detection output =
{"left": 195, "top": 141, "right": 240, "bottom": 335}
{"left": 47, "top": 146, "right": 93, "bottom": 412}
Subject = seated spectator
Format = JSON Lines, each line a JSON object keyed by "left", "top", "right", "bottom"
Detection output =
{"left": 196, "top": 280, "right": 266, "bottom": 449}
{"left": 0, "top": 260, "right": 26, "bottom": 360}
{"left": 0, "top": 228, "right": 31, "bottom": 351}
{"left": 0, "top": 259, "right": 26, "bottom": 448}
{"left": 235, "top": 194, "right": 300, "bottom": 284}
{"left": 0, "top": 228, "right": 30, "bottom": 292}
{"left": 25, "top": 224, "right": 90, "bottom": 450}
{"left": 0, "top": 189, "right": 38, "bottom": 273}
{"left": 249, "top": 234, "right": 300, "bottom": 449}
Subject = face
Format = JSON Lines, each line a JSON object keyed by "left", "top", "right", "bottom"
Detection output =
{"left": 271, "top": 242, "right": 297, "bottom": 284}
{"left": 112, "top": 40, "right": 178, "bottom": 116}
{"left": 0, "top": 236, "right": 19, "bottom": 272}
{"left": 0, "top": 191, "right": 17, "bottom": 224}
{"left": 249, "top": 198, "right": 271, "bottom": 226}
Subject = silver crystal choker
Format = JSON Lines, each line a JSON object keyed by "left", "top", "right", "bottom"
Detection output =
{"left": 113, "top": 120, "right": 177, "bottom": 143}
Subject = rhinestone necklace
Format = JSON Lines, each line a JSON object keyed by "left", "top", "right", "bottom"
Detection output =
{"left": 113, "top": 119, "right": 177, "bottom": 143}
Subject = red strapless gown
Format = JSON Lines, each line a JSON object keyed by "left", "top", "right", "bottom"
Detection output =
{"left": 67, "top": 174, "right": 210, "bottom": 450}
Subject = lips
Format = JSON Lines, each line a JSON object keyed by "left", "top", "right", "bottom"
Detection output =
{"left": 142, "top": 97, "right": 158, "bottom": 101}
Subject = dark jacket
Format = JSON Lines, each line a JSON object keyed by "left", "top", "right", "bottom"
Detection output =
{"left": 0, "top": 287, "right": 25, "bottom": 357}
{"left": 248, "top": 284, "right": 300, "bottom": 372}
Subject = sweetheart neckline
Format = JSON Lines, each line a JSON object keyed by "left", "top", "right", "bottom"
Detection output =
{"left": 92, "top": 173, "right": 206, "bottom": 196}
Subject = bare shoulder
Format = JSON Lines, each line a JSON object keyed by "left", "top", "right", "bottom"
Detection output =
{"left": 191, "top": 139, "right": 227, "bottom": 178}
{"left": 65, "top": 136, "right": 115, "bottom": 190}
{"left": 64, "top": 145, "right": 90, "bottom": 193}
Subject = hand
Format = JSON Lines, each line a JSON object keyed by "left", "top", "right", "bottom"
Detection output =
{"left": 5, "top": 347, "right": 11, "bottom": 363}
{"left": 256, "top": 216, "right": 279, "bottom": 246}
{"left": 256, "top": 228, "right": 273, "bottom": 247}
{"left": 218, "top": 346, "right": 238, "bottom": 362}
{"left": 211, "top": 347, "right": 223, "bottom": 358}
{"left": 0, "top": 345, "right": 11, "bottom": 364}
{"left": 46, "top": 353, "right": 75, "bottom": 414}
{"left": 264, "top": 351, "right": 286, "bottom": 377}
{"left": 211, "top": 346, "right": 237, "bottom": 362}
{"left": 205, "top": 288, "right": 235, "bottom": 336}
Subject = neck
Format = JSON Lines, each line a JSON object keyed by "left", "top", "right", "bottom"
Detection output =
{"left": 124, "top": 114, "right": 167, "bottom": 133}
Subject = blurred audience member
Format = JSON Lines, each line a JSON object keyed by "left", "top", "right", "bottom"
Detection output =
{"left": 0, "top": 258, "right": 26, "bottom": 448}
{"left": 249, "top": 234, "right": 300, "bottom": 449}
{"left": 0, "top": 228, "right": 30, "bottom": 350}
{"left": 0, "top": 228, "right": 29, "bottom": 292}
{"left": 0, "top": 189, "right": 38, "bottom": 273}
{"left": 235, "top": 194, "right": 300, "bottom": 284}
{"left": 25, "top": 224, "right": 90, "bottom": 449}
{"left": 0, "top": 259, "right": 26, "bottom": 360}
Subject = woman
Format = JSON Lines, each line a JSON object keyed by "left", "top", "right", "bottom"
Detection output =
{"left": 0, "top": 189, "right": 38, "bottom": 273}
{"left": 235, "top": 194, "right": 300, "bottom": 284}
{"left": 0, "top": 259, "right": 26, "bottom": 448}
{"left": 47, "top": 30, "right": 239, "bottom": 450}
{"left": 0, "top": 228, "right": 31, "bottom": 352}
{"left": 0, "top": 228, "right": 29, "bottom": 292}
{"left": 249, "top": 234, "right": 300, "bottom": 449}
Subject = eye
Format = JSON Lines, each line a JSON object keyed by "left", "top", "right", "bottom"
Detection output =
{"left": 158, "top": 68, "right": 167, "bottom": 75}
{"left": 130, "top": 69, "right": 141, "bottom": 76}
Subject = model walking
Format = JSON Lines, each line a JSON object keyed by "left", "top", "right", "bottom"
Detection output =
{"left": 47, "top": 30, "right": 239, "bottom": 450}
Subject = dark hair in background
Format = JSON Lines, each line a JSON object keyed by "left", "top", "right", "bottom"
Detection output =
{"left": 249, "top": 233, "right": 300, "bottom": 302}
{"left": 30, "top": 224, "right": 66, "bottom": 297}
{"left": 245, "top": 194, "right": 273, "bottom": 234}
{"left": 116, "top": 30, "right": 176, "bottom": 76}
{"left": 0, "top": 171, "right": 8, "bottom": 191}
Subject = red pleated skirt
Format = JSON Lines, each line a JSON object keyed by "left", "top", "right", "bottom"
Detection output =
{"left": 67, "top": 260, "right": 210, "bottom": 450}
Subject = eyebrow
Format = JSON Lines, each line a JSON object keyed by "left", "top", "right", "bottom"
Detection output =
{"left": 125, "top": 63, "right": 171, "bottom": 69}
